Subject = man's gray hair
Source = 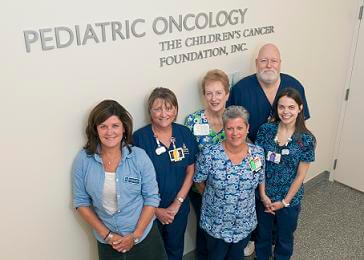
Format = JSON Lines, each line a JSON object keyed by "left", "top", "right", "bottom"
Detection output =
{"left": 223, "top": 106, "right": 250, "bottom": 127}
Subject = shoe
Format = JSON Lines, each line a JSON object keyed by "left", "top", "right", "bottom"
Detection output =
{"left": 244, "top": 241, "right": 255, "bottom": 256}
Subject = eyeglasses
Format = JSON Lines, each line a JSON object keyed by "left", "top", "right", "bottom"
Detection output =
{"left": 258, "top": 58, "right": 280, "bottom": 65}
{"left": 151, "top": 107, "right": 175, "bottom": 113}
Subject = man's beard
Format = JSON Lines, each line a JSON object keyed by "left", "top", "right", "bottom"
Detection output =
{"left": 257, "top": 69, "right": 279, "bottom": 84}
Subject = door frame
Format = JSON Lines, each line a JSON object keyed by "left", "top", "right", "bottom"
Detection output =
{"left": 330, "top": 0, "right": 364, "bottom": 182}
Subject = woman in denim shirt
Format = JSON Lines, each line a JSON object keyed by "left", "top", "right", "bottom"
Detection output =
{"left": 72, "top": 100, "right": 167, "bottom": 260}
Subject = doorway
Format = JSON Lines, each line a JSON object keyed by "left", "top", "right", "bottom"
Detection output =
{"left": 332, "top": 1, "right": 364, "bottom": 192}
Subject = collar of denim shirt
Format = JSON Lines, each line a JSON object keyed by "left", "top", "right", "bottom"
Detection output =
{"left": 91, "top": 142, "right": 134, "bottom": 165}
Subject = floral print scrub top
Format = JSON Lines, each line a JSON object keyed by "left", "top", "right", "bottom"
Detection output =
{"left": 194, "top": 142, "right": 265, "bottom": 243}
{"left": 256, "top": 122, "right": 315, "bottom": 207}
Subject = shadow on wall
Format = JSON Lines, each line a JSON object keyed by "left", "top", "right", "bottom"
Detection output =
{"left": 69, "top": 158, "right": 98, "bottom": 260}
{"left": 71, "top": 204, "right": 99, "bottom": 260}
{"left": 76, "top": 212, "right": 98, "bottom": 259}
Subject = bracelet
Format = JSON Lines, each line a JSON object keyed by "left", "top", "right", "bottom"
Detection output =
{"left": 175, "top": 197, "right": 184, "bottom": 204}
{"left": 103, "top": 231, "right": 111, "bottom": 240}
{"left": 104, "top": 231, "right": 114, "bottom": 243}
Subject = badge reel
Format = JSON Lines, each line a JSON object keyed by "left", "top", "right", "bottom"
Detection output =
{"left": 249, "top": 157, "right": 262, "bottom": 172}
{"left": 248, "top": 149, "right": 262, "bottom": 172}
{"left": 168, "top": 137, "right": 185, "bottom": 162}
{"left": 155, "top": 138, "right": 166, "bottom": 155}
{"left": 267, "top": 151, "right": 281, "bottom": 164}
{"left": 281, "top": 148, "right": 290, "bottom": 155}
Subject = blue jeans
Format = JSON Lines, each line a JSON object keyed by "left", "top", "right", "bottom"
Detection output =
{"left": 205, "top": 231, "right": 251, "bottom": 260}
{"left": 255, "top": 200, "right": 301, "bottom": 260}
{"left": 97, "top": 221, "right": 167, "bottom": 260}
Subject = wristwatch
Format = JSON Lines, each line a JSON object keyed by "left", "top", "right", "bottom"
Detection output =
{"left": 176, "top": 197, "right": 184, "bottom": 204}
{"left": 132, "top": 233, "right": 140, "bottom": 244}
{"left": 282, "top": 199, "right": 290, "bottom": 207}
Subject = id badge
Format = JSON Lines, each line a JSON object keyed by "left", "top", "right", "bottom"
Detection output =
{"left": 169, "top": 147, "right": 185, "bottom": 162}
{"left": 267, "top": 151, "right": 281, "bottom": 164}
{"left": 249, "top": 157, "right": 262, "bottom": 172}
{"left": 193, "top": 123, "right": 210, "bottom": 136}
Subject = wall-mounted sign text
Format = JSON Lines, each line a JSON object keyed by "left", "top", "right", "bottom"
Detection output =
{"left": 23, "top": 7, "right": 275, "bottom": 67}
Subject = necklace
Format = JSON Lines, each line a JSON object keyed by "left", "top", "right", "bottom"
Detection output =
{"left": 274, "top": 135, "right": 292, "bottom": 146}
{"left": 275, "top": 123, "right": 294, "bottom": 146}
{"left": 101, "top": 151, "right": 121, "bottom": 166}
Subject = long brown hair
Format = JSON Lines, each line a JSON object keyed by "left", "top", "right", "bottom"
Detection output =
{"left": 272, "top": 88, "right": 316, "bottom": 145}
{"left": 84, "top": 100, "right": 133, "bottom": 154}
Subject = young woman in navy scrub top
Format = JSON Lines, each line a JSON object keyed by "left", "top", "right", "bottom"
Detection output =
{"left": 255, "top": 88, "right": 316, "bottom": 260}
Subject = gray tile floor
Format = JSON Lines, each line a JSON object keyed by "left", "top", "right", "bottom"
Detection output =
{"left": 245, "top": 174, "right": 364, "bottom": 260}
{"left": 291, "top": 177, "right": 364, "bottom": 259}
{"left": 185, "top": 174, "right": 364, "bottom": 260}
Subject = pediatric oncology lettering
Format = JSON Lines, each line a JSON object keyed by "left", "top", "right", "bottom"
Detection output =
{"left": 23, "top": 8, "right": 248, "bottom": 53}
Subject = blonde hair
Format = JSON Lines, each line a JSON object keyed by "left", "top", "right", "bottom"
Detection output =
{"left": 201, "top": 69, "right": 229, "bottom": 95}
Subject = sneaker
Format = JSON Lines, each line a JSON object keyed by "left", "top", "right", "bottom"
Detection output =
{"left": 244, "top": 241, "right": 255, "bottom": 256}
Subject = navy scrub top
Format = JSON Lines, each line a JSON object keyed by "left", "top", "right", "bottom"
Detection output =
{"left": 227, "top": 73, "right": 310, "bottom": 143}
{"left": 133, "top": 123, "right": 198, "bottom": 208}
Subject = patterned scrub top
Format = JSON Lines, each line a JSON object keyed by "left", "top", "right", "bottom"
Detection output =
{"left": 256, "top": 122, "right": 315, "bottom": 207}
{"left": 194, "top": 142, "right": 265, "bottom": 243}
{"left": 185, "top": 109, "right": 225, "bottom": 151}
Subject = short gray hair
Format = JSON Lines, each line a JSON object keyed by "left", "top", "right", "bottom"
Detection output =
{"left": 223, "top": 106, "right": 249, "bottom": 127}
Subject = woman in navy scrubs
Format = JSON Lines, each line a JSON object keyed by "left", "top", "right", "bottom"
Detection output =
{"left": 255, "top": 88, "right": 316, "bottom": 259}
{"left": 133, "top": 87, "right": 198, "bottom": 260}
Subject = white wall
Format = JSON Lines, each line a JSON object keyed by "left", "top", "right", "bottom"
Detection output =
{"left": 0, "top": 1, "right": 360, "bottom": 259}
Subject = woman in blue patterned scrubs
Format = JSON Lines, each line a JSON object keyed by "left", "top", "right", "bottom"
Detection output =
{"left": 194, "top": 106, "right": 265, "bottom": 260}
{"left": 255, "top": 88, "right": 316, "bottom": 260}
{"left": 185, "top": 69, "right": 230, "bottom": 260}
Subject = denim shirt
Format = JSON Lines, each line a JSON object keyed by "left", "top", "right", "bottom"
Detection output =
{"left": 194, "top": 142, "right": 265, "bottom": 243}
{"left": 72, "top": 145, "right": 160, "bottom": 243}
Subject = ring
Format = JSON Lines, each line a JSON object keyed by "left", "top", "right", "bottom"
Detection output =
{"left": 122, "top": 250, "right": 127, "bottom": 253}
